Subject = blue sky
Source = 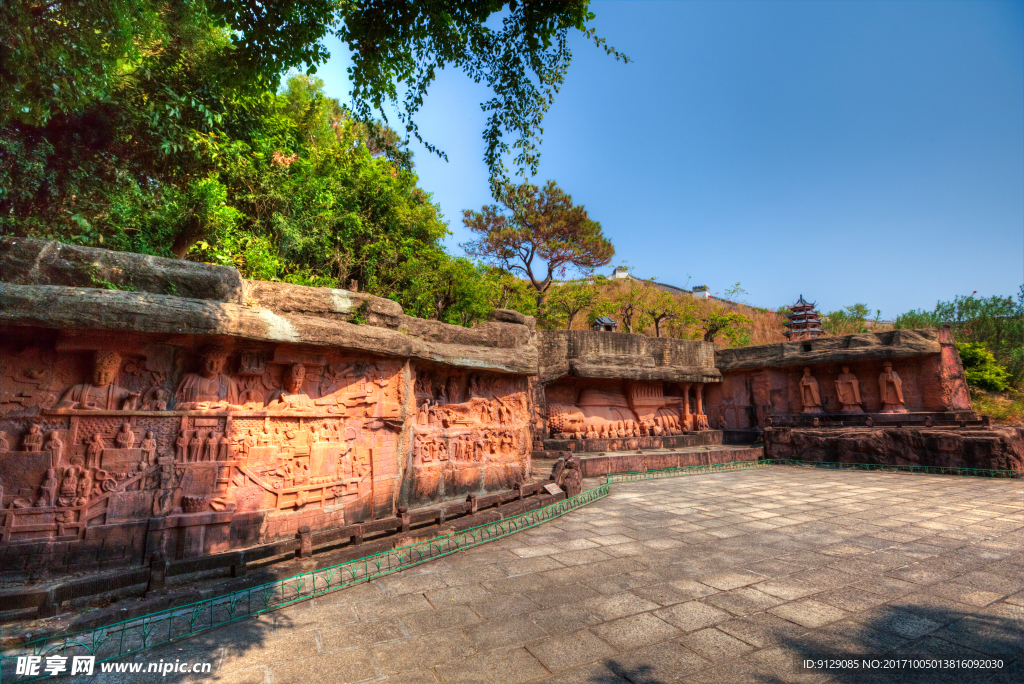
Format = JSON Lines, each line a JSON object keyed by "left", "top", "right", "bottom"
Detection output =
{"left": 313, "top": 0, "right": 1023, "bottom": 318}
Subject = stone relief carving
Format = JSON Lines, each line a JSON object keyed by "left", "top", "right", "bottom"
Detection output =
{"left": 56, "top": 351, "right": 140, "bottom": 411}
{"left": 879, "top": 361, "right": 907, "bottom": 413}
{"left": 1, "top": 337, "right": 532, "bottom": 559}
{"left": 835, "top": 366, "right": 863, "bottom": 414}
{"left": 799, "top": 367, "right": 823, "bottom": 414}
{"left": 410, "top": 368, "right": 529, "bottom": 497}
{"left": 175, "top": 346, "right": 241, "bottom": 410}
{"left": 545, "top": 381, "right": 710, "bottom": 441}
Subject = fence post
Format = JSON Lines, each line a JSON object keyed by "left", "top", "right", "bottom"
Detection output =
{"left": 231, "top": 552, "right": 247, "bottom": 577}
{"left": 37, "top": 588, "right": 59, "bottom": 618}
{"left": 146, "top": 551, "right": 168, "bottom": 595}
{"left": 297, "top": 526, "right": 313, "bottom": 559}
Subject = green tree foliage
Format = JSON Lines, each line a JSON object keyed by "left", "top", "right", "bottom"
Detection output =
{"left": 462, "top": 180, "right": 614, "bottom": 310}
{"left": 545, "top": 277, "right": 606, "bottom": 329}
{"left": 958, "top": 343, "right": 1011, "bottom": 392}
{"left": 2, "top": 0, "right": 625, "bottom": 202}
{"left": 823, "top": 303, "right": 871, "bottom": 335}
{"left": 480, "top": 267, "right": 539, "bottom": 317}
{"left": 4, "top": 68, "right": 456, "bottom": 308}
{"left": 695, "top": 308, "right": 752, "bottom": 345}
{"left": 610, "top": 277, "right": 656, "bottom": 334}
{"left": 896, "top": 288, "right": 1023, "bottom": 387}
{"left": 642, "top": 286, "right": 681, "bottom": 338}
{"left": 335, "top": 1, "right": 628, "bottom": 189}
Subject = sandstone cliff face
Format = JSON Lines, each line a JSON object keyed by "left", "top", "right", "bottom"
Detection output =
{"left": 709, "top": 327, "right": 973, "bottom": 429}
{"left": 0, "top": 239, "right": 538, "bottom": 375}
{"left": 714, "top": 328, "right": 945, "bottom": 372}
{"left": 538, "top": 330, "right": 719, "bottom": 384}
{"left": 765, "top": 427, "right": 1023, "bottom": 473}
{"left": 0, "top": 237, "right": 245, "bottom": 303}
{"left": 0, "top": 241, "right": 540, "bottom": 576}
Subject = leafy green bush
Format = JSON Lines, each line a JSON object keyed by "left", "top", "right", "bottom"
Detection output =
{"left": 959, "top": 342, "right": 1011, "bottom": 392}
{"left": 897, "top": 288, "right": 1023, "bottom": 389}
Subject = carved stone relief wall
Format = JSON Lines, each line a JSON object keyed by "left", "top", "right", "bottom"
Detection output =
{"left": 2, "top": 331, "right": 499, "bottom": 572}
{"left": 404, "top": 365, "right": 530, "bottom": 507}
{"left": 543, "top": 379, "right": 713, "bottom": 444}
{"left": 709, "top": 356, "right": 970, "bottom": 430}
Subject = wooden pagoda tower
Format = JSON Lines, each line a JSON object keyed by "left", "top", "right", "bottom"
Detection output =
{"left": 783, "top": 295, "right": 824, "bottom": 340}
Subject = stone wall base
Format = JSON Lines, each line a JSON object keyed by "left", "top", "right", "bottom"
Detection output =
{"left": 764, "top": 426, "right": 1023, "bottom": 473}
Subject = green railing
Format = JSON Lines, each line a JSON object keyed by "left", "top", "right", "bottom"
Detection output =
{"left": 605, "top": 459, "right": 769, "bottom": 484}
{"left": 761, "top": 458, "right": 1022, "bottom": 479}
{"left": 0, "top": 484, "right": 608, "bottom": 683}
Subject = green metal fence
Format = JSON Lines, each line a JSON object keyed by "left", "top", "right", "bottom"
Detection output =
{"left": 761, "top": 458, "right": 1021, "bottom": 479}
{"left": 0, "top": 484, "right": 608, "bottom": 683}
{"left": 605, "top": 459, "right": 769, "bottom": 485}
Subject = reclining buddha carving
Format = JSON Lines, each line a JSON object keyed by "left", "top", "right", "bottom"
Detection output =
{"left": 546, "top": 382, "right": 708, "bottom": 439}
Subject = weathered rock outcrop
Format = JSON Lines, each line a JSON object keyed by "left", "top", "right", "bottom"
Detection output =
{"left": 539, "top": 330, "right": 719, "bottom": 383}
{"left": 765, "top": 426, "right": 1023, "bottom": 473}
{"left": 715, "top": 328, "right": 944, "bottom": 372}
{"left": 1, "top": 237, "right": 245, "bottom": 304}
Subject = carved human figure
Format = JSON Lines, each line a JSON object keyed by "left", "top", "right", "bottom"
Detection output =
{"left": 878, "top": 362, "right": 907, "bottom": 413}
{"left": 76, "top": 471, "right": 92, "bottom": 506}
{"left": 44, "top": 431, "right": 64, "bottom": 462}
{"left": 59, "top": 465, "right": 79, "bottom": 502}
{"left": 188, "top": 431, "right": 203, "bottom": 462}
{"left": 240, "top": 429, "right": 256, "bottom": 459}
{"left": 23, "top": 424, "right": 44, "bottom": 452}
{"left": 176, "top": 431, "right": 189, "bottom": 461}
{"left": 239, "top": 387, "right": 264, "bottom": 409}
{"left": 276, "top": 458, "right": 294, "bottom": 485}
{"left": 56, "top": 351, "right": 140, "bottom": 410}
{"left": 141, "top": 431, "right": 157, "bottom": 464}
{"left": 86, "top": 433, "right": 105, "bottom": 468}
{"left": 799, "top": 367, "right": 823, "bottom": 413}
{"left": 35, "top": 468, "right": 58, "bottom": 507}
{"left": 205, "top": 431, "right": 219, "bottom": 461}
{"left": 0, "top": 431, "right": 9, "bottom": 451}
{"left": 115, "top": 423, "right": 135, "bottom": 449}
{"left": 267, "top": 364, "right": 316, "bottom": 411}
{"left": 175, "top": 346, "right": 241, "bottom": 409}
{"left": 835, "top": 366, "right": 863, "bottom": 413}
{"left": 143, "top": 388, "right": 170, "bottom": 411}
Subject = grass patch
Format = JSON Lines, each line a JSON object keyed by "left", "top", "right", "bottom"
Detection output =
{"left": 971, "top": 388, "right": 1023, "bottom": 425}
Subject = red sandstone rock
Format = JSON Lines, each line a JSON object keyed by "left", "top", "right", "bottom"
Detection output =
{"left": 764, "top": 427, "right": 1022, "bottom": 473}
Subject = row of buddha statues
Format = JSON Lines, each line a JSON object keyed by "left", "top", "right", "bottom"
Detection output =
{"left": 48, "top": 348, "right": 392, "bottom": 414}
{"left": 799, "top": 362, "right": 907, "bottom": 414}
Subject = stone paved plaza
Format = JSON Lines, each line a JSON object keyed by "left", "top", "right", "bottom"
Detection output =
{"left": 95, "top": 467, "right": 1022, "bottom": 683}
